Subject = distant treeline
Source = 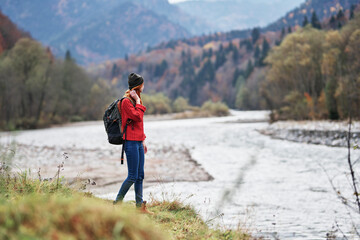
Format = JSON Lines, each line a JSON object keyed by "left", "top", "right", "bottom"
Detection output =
{"left": 0, "top": 37, "right": 228, "bottom": 130}
{"left": 263, "top": 12, "right": 360, "bottom": 120}
{"left": 93, "top": 27, "right": 271, "bottom": 110}
{"left": 95, "top": 5, "right": 360, "bottom": 118}
{"left": 0, "top": 38, "right": 113, "bottom": 130}
{"left": 142, "top": 93, "right": 229, "bottom": 117}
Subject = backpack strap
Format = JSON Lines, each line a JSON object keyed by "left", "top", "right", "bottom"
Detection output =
{"left": 120, "top": 122, "right": 128, "bottom": 165}
{"left": 119, "top": 97, "right": 136, "bottom": 165}
{"left": 126, "top": 96, "right": 136, "bottom": 107}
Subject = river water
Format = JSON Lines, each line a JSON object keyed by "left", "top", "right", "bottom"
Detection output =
{"left": 1, "top": 110, "right": 359, "bottom": 239}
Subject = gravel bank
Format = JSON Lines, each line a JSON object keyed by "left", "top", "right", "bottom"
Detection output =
{"left": 1, "top": 141, "right": 213, "bottom": 196}
{"left": 259, "top": 120, "right": 360, "bottom": 147}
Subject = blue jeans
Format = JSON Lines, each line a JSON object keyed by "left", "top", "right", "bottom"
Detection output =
{"left": 115, "top": 140, "right": 144, "bottom": 207}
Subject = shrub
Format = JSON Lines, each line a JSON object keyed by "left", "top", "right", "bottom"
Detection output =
{"left": 277, "top": 91, "right": 309, "bottom": 120}
{"left": 172, "top": 96, "right": 191, "bottom": 113}
{"left": 201, "top": 100, "right": 230, "bottom": 116}
{"left": 142, "top": 93, "right": 172, "bottom": 114}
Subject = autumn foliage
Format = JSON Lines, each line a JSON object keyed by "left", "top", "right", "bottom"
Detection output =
{"left": 263, "top": 12, "right": 360, "bottom": 120}
{"left": 0, "top": 10, "right": 30, "bottom": 55}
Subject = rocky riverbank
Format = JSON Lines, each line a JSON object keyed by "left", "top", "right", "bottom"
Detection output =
{"left": 1, "top": 142, "right": 213, "bottom": 196}
{"left": 258, "top": 120, "right": 360, "bottom": 147}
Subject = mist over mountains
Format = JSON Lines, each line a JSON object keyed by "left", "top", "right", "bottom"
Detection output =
{"left": 175, "top": 0, "right": 304, "bottom": 32}
{"left": 0, "top": 0, "right": 205, "bottom": 64}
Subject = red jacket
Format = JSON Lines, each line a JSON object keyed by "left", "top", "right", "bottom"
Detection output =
{"left": 118, "top": 98, "right": 146, "bottom": 141}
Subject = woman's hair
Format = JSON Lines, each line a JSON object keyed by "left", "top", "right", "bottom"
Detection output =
{"left": 123, "top": 83, "right": 144, "bottom": 105}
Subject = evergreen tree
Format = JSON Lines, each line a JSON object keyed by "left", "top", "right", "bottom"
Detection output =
{"left": 325, "top": 77, "right": 339, "bottom": 120}
{"left": 181, "top": 50, "right": 186, "bottom": 59}
{"left": 202, "top": 48, "right": 213, "bottom": 59}
{"left": 329, "top": 15, "right": 336, "bottom": 29}
{"left": 311, "top": 12, "right": 321, "bottom": 29}
{"left": 65, "top": 50, "right": 73, "bottom": 62}
{"left": 281, "top": 27, "right": 286, "bottom": 39}
{"left": 232, "top": 47, "right": 239, "bottom": 62}
{"left": 179, "top": 60, "right": 188, "bottom": 76}
{"left": 203, "top": 59, "right": 215, "bottom": 82}
{"left": 251, "top": 27, "right": 260, "bottom": 44}
{"left": 154, "top": 60, "right": 168, "bottom": 77}
{"left": 215, "top": 51, "right": 226, "bottom": 69}
{"left": 337, "top": 9, "right": 344, "bottom": 19}
{"left": 259, "top": 39, "right": 270, "bottom": 66}
{"left": 244, "top": 60, "right": 253, "bottom": 79}
{"left": 254, "top": 45, "right": 260, "bottom": 59}
{"left": 232, "top": 68, "right": 243, "bottom": 86}
{"left": 202, "top": 49, "right": 207, "bottom": 59}
{"left": 195, "top": 58, "right": 215, "bottom": 96}
{"left": 186, "top": 50, "right": 192, "bottom": 63}
{"left": 288, "top": 26, "right": 292, "bottom": 33}
{"left": 262, "top": 39, "right": 270, "bottom": 57}
{"left": 209, "top": 48, "right": 213, "bottom": 57}
{"left": 219, "top": 44, "right": 224, "bottom": 53}
{"left": 350, "top": 4, "right": 356, "bottom": 20}
{"left": 227, "top": 42, "right": 234, "bottom": 53}
{"left": 111, "top": 63, "right": 118, "bottom": 78}
{"left": 194, "top": 57, "right": 201, "bottom": 67}
{"left": 240, "top": 39, "right": 253, "bottom": 52}
{"left": 338, "top": 22, "right": 342, "bottom": 29}
{"left": 302, "top": 16, "right": 309, "bottom": 27}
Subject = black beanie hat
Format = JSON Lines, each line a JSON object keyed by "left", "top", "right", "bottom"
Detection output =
{"left": 128, "top": 72, "right": 144, "bottom": 90}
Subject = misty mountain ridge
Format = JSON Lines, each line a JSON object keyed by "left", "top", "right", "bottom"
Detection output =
{"left": 2, "top": 0, "right": 358, "bottom": 64}
{"left": 0, "top": 0, "right": 207, "bottom": 64}
{"left": 175, "top": 0, "right": 305, "bottom": 32}
{"left": 264, "top": 0, "right": 360, "bottom": 31}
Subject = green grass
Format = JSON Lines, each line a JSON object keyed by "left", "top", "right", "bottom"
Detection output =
{"left": 0, "top": 168, "right": 254, "bottom": 240}
{"left": 149, "top": 200, "right": 252, "bottom": 240}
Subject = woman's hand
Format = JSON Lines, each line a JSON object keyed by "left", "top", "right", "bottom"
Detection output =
{"left": 130, "top": 90, "right": 141, "bottom": 104}
{"left": 143, "top": 141, "right": 148, "bottom": 154}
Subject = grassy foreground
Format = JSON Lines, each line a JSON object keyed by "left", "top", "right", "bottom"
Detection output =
{"left": 0, "top": 169, "right": 253, "bottom": 240}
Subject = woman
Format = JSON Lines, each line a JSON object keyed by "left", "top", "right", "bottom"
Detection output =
{"left": 113, "top": 72, "right": 153, "bottom": 215}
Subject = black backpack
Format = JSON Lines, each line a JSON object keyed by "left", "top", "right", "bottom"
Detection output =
{"left": 103, "top": 97, "right": 134, "bottom": 164}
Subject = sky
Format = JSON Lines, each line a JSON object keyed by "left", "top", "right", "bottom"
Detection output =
{"left": 169, "top": 0, "right": 190, "bottom": 3}
{"left": 169, "top": 0, "right": 304, "bottom": 4}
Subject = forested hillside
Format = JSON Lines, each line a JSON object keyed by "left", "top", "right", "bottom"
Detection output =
{"left": 0, "top": 11, "right": 30, "bottom": 54}
{"left": 0, "top": 0, "right": 208, "bottom": 64}
{"left": 89, "top": 1, "right": 360, "bottom": 119}
{"left": 264, "top": 0, "right": 360, "bottom": 31}
{"left": 263, "top": 10, "right": 360, "bottom": 120}
{"left": 0, "top": 10, "right": 113, "bottom": 130}
{"left": 89, "top": 31, "right": 267, "bottom": 108}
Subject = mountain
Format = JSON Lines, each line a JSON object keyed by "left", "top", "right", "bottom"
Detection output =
{"left": 131, "top": 0, "right": 212, "bottom": 35}
{"left": 175, "top": 0, "right": 305, "bottom": 32}
{"left": 264, "top": 0, "right": 360, "bottom": 31}
{"left": 2, "top": 0, "right": 359, "bottom": 64}
{"left": 49, "top": 2, "right": 191, "bottom": 64}
{"left": 150, "top": 0, "right": 360, "bottom": 52}
{"left": 88, "top": 0, "right": 360, "bottom": 109}
{"left": 0, "top": 0, "right": 208, "bottom": 64}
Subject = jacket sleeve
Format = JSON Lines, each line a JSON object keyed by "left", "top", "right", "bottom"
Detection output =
{"left": 122, "top": 98, "right": 146, "bottom": 122}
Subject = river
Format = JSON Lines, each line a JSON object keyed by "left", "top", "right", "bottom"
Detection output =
{"left": 1, "top": 110, "right": 359, "bottom": 239}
